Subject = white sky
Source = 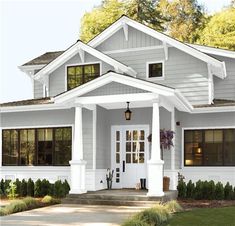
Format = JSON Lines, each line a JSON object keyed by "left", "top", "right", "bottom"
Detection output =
{"left": 0, "top": 0, "right": 232, "bottom": 103}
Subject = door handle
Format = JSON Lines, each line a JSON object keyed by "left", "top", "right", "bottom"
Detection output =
{"left": 123, "top": 160, "right": 125, "bottom": 172}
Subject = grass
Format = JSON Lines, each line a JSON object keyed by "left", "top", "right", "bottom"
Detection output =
{"left": 167, "top": 206, "right": 235, "bottom": 226}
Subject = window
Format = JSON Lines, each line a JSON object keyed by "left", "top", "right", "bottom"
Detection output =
{"left": 67, "top": 63, "right": 100, "bottom": 90}
{"left": 184, "top": 129, "right": 235, "bottom": 166}
{"left": 2, "top": 127, "right": 72, "bottom": 166}
{"left": 147, "top": 62, "right": 163, "bottom": 78}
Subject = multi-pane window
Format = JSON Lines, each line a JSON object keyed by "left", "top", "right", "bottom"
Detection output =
{"left": 67, "top": 63, "right": 100, "bottom": 90}
{"left": 148, "top": 62, "right": 163, "bottom": 78}
{"left": 2, "top": 127, "right": 72, "bottom": 166}
{"left": 184, "top": 129, "right": 235, "bottom": 166}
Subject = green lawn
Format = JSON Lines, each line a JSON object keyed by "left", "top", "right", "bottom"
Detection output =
{"left": 167, "top": 206, "right": 235, "bottom": 226}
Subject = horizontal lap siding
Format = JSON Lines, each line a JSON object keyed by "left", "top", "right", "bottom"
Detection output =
{"left": 34, "top": 81, "right": 43, "bottom": 98}
{"left": 97, "top": 26, "right": 161, "bottom": 52}
{"left": 108, "top": 47, "right": 209, "bottom": 105}
{"left": 49, "top": 53, "right": 113, "bottom": 97}
{"left": 213, "top": 56, "right": 235, "bottom": 100}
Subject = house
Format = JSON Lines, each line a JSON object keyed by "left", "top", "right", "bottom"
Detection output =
{"left": 0, "top": 16, "right": 235, "bottom": 197}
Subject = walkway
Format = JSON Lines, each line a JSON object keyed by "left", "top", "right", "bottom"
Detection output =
{"left": 0, "top": 204, "right": 147, "bottom": 226}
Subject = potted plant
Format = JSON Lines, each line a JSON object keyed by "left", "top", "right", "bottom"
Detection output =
{"left": 148, "top": 129, "right": 174, "bottom": 191}
{"left": 106, "top": 168, "right": 114, "bottom": 190}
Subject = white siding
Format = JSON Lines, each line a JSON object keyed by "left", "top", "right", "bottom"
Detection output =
{"left": 34, "top": 81, "right": 43, "bottom": 98}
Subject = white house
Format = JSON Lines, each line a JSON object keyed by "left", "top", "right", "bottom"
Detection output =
{"left": 0, "top": 16, "right": 235, "bottom": 197}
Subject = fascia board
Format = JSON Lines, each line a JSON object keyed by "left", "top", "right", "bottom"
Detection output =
{"left": 192, "top": 106, "right": 235, "bottom": 113}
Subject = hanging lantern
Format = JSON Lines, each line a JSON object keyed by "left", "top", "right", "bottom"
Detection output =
{"left": 125, "top": 102, "right": 132, "bottom": 120}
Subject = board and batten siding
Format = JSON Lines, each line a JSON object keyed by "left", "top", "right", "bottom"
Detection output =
{"left": 96, "top": 26, "right": 161, "bottom": 52}
{"left": 212, "top": 55, "right": 235, "bottom": 101}
{"left": 34, "top": 81, "right": 43, "bottom": 98}
{"left": 107, "top": 47, "right": 209, "bottom": 105}
{"left": 49, "top": 52, "right": 113, "bottom": 97}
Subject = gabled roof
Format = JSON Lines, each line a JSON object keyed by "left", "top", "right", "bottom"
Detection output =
{"left": 88, "top": 15, "right": 227, "bottom": 79}
{"left": 33, "top": 41, "right": 137, "bottom": 81}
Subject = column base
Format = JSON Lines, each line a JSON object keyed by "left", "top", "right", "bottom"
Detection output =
{"left": 69, "top": 189, "right": 87, "bottom": 194}
{"left": 147, "top": 159, "right": 164, "bottom": 197}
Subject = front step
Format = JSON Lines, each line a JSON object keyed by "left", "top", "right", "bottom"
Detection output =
{"left": 62, "top": 190, "right": 178, "bottom": 206}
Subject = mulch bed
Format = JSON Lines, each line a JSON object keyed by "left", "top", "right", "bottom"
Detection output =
{"left": 178, "top": 199, "right": 235, "bottom": 210}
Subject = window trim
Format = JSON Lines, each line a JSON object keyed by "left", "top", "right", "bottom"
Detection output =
{"left": 182, "top": 126, "right": 235, "bottom": 168}
{"left": 146, "top": 60, "right": 165, "bottom": 80}
{"left": 65, "top": 61, "right": 102, "bottom": 91}
{"left": 1, "top": 124, "right": 73, "bottom": 167}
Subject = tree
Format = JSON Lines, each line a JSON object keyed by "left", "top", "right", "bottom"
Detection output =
{"left": 80, "top": 0, "right": 165, "bottom": 43}
{"left": 157, "top": 0, "right": 205, "bottom": 43}
{"left": 198, "top": 7, "right": 235, "bottom": 50}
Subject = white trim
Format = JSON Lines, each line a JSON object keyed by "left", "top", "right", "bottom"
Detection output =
{"left": 88, "top": 16, "right": 226, "bottom": 79}
{"left": 64, "top": 61, "right": 102, "bottom": 92}
{"left": 18, "top": 64, "right": 46, "bottom": 72}
{"left": 103, "top": 45, "right": 165, "bottom": 55}
{"left": 189, "top": 44, "right": 235, "bottom": 59}
{"left": 207, "top": 64, "right": 214, "bottom": 104}
{"left": 1, "top": 124, "right": 73, "bottom": 130}
{"left": 92, "top": 105, "right": 97, "bottom": 170}
{"left": 181, "top": 126, "right": 235, "bottom": 169}
{"left": 192, "top": 106, "right": 235, "bottom": 113}
{"left": 146, "top": 61, "right": 165, "bottom": 81}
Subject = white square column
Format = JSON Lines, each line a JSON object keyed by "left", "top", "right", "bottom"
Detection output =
{"left": 147, "top": 101, "right": 164, "bottom": 197}
{"left": 69, "top": 106, "right": 87, "bottom": 194}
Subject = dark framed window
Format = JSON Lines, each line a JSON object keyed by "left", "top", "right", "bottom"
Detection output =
{"left": 184, "top": 129, "right": 235, "bottom": 166}
{"left": 67, "top": 63, "right": 100, "bottom": 90}
{"left": 2, "top": 127, "right": 72, "bottom": 166}
{"left": 148, "top": 62, "right": 163, "bottom": 78}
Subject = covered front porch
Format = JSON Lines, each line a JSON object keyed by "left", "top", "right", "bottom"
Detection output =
{"left": 54, "top": 72, "right": 191, "bottom": 197}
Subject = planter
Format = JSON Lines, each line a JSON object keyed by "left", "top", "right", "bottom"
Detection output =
{"left": 163, "top": 176, "right": 170, "bottom": 191}
{"left": 107, "top": 180, "right": 112, "bottom": 190}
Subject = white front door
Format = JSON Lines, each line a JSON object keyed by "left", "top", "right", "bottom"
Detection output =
{"left": 111, "top": 125, "right": 149, "bottom": 188}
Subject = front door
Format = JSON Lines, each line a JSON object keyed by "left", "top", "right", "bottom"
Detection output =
{"left": 111, "top": 125, "right": 149, "bottom": 188}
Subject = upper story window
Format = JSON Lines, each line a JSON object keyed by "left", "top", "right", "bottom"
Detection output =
{"left": 67, "top": 63, "right": 100, "bottom": 90}
{"left": 184, "top": 129, "right": 235, "bottom": 166}
{"left": 147, "top": 62, "right": 164, "bottom": 79}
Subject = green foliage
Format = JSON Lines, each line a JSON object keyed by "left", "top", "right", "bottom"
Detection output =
{"left": 41, "top": 179, "right": 51, "bottom": 196}
{"left": 63, "top": 180, "right": 70, "bottom": 196}
{"left": 198, "top": 7, "right": 235, "bottom": 50}
{"left": 22, "top": 197, "right": 40, "bottom": 209}
{"left": 164, "top": 200, "right": 183, "bottom": 213}
{"left": 80, "top": 0, "right": 165, "bottom": 43}
{"left": 186, "top": 180, "right": 195, "bottom": 199}
{"left": 0, "top": 179, "right": 5, "bottom": 195}
{"left": 15, "top": 179, "right": 21, "bottom": 196}
{"left": 20, "top": 179, "right": 27, "bottom": 197}
{"left": 215, "top": 182, "right": 224, "bottom": 200}
{"left": 4, "top": 180, "right": 11, "bottom": 196}
{"left": 41, "top": 195, "right": 60, "bottom": 204}
{"left": 4, "top": 200, "right": 27, "bottom": 215}
{"left": 194, "top": 180, "right": 203, "bottom": 200}
{"left": 224, "top": 182, "right": 233, "bottom": 200}
{"left": 122, "top": 218, "right": 149, "bottom": 226}
{"left": 177, "top": 176, "right": 187, "bottom": 198}
{"left": 34, "top": 179, "right": 42, "bottom": 197}
{"left": 27, "top": 178, "right": 34, "bottom": 197}
{"left": 6, "top": 181, "right": 18, "bottom": 199}
{"left": 54, "top": 180, "right": 65, "bottom": 198}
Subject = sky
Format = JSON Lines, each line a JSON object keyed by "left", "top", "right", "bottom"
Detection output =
{"left": 0, "top": 0, "right": 232, "bottom": 103}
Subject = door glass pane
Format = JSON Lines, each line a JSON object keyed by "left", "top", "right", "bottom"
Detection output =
{"left": 126, "top": 131, "right": 131, "bottom": 141}
{"left": 126, "top": 142, "right": 131, "bottom": 152}
{"left": 126, "top": 154, "right": 131, "bottom": 163}
{"left": 139, "top": 142, "right": 145, "bottom": 152}
{"left": 139, "top": 153, "right": 145, "bottom": 163}
{"left": 116, "top": 153, "right": 120, "bottom": 163}
{"left": 133, "top": 130, "right": 138, "bottom": 140}
{"left": 132, "top": 154, "right": 138, "bottom": 163}
{"left": 139, "top": 130, "right": 145, "bottom": 140}
{"left": 116, "top": 143, "right": 120, "bottom": 153}
{"left": 116, "top": 131, "right": 120, "bottom": 141}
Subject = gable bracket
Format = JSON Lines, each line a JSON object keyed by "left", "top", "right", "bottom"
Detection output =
{"left": 122, "top": 22, "right": 128, "bottom": 41}
{"left": 163, "top": 42, "right": 168, "bottom": 61}
{"left": 78, "top": 47, "right": 85, "bottom": 63}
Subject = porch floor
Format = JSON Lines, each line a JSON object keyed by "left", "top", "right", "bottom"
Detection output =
{"left": 63, "top": 189, "right": 178, "bottom": 206}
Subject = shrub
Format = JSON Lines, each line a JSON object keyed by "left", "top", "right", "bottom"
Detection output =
{"left": 194, "top": 180, "right": 204, "bottom": 200}
{"left": 63, "top": 180, "right": 70, "bottom": 195}
{"left": 186, "top": 180, "right": 195, "bottom": 199}
{"left": 4, "top": 180, "right": 11, "bottom": 196}
{"left": 27, "top": 178, "right": 34, "bottom": 197}
{"left": 4, "top": 200, "right": 27, "bottom": 215}
{"left": 22, "top": 197, "right": 40, "bottom": 209}
{"left": 54, "top": 180, "right": 65, "bottom": 198}
{"left": 164, "top": 200, "right": 183, "bottom": 213}
{"left": 49, "top": 183, "right": 54, "bottom": 196}
{"left": 20, "top": 179, "right": 27, "bottom": 197}
{"left": 34, "top": 179, "right": 42, "bottom": 197}
{"left": 6, "top": 181, "right": 18, "bottom": 199}
{"left": 177, "top": 180, "right": 187, "bottom": 198}
{"left": 0, "top": 179, "right": 5, "bottom": 196}
{"left": 215, "top": 182, "right": 224, "bottom": 200}
{"left": 122, "top": 217, "right": 149, "bottom": 226}
{"left": 15, "top": 179, "right": 21, "bottom": 196}
{"left": 224, "top": 182, "right": 233, "bottom": 200}
{"left": 201, "top": 181, "right": 211, "bottom": 200}
{"left": 41, "top": 195, "right": 60, "bottom": 204}
{"left": 207, "top": 180, "right": 216, "bottom": 200}
{"left": 0, "top": 207, "right": 6, "bottom": 216}
{"left": 41, "top": 179, "right": 51, "bottom": 196}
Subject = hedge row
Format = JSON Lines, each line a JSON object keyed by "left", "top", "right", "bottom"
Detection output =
{"left": 177, "top": 179, "right": 235, "bottom": 200}
{"left": 0, "top": 178, "right": 70, "bottom": 198}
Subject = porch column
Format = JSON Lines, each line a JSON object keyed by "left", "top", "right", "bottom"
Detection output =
{"left": 69, "top": 106, "right": 87, "bottom": 194}
{"left": 147, "top": 101, "right": 164, "bottom": 197}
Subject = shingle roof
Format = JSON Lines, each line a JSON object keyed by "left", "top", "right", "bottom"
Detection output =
{"left": 0, "top": 97, "right": 53, "bottom": 107}
{"left": 22, "top": 51, "right": 64, "bottom": 66}
{"left": 194, "top": 99, "right": 235, "bottom": 108}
